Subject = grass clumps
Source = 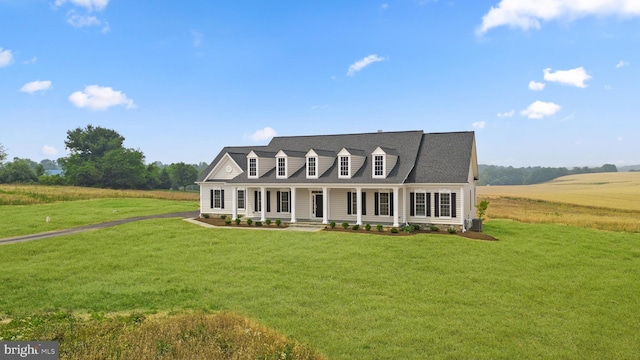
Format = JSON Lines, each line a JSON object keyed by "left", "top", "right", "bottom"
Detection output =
{"left": 0, "top": 311, "right": 325, "bottom": 360}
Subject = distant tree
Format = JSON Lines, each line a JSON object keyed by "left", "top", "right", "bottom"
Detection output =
{"left": 169, "top": 162, "right": 198, "bottom": 191}
{"left": 0, "top": 144, "right": 7, "bottom": 165}
{"left": 600, "top": 164, "right": 618, "bottom": 173}
{"left": 39, "top": 159, "right": 61, "bottom": 171}
{"left": 158, "top": 167, "right": 172, "bottom": 189}
{"left": 0, "top": 158, "right": 38, "bottom": 183}
{"left": 58, "top": 125, "right": 150, "bottom": 189}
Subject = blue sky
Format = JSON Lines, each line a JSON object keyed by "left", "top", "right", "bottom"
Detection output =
{"left": 1, "top": 0, "right": 639, "bottom": 167}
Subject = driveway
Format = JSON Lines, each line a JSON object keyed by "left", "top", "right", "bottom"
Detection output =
{"left": 0, "top": 211, "right": 199, "bottom": 245}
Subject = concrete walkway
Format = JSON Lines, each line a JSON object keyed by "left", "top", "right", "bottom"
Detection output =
{"left": 0, "top": 211, "right": 199, "bottom": 245}
{"left": 183, "top": 218, "right": 326, "bottom": 232}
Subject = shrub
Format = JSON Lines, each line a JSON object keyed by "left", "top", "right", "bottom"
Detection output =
{"left": 376, "top": 224, "right": 383, "bottom": 232}
{"left": 235, "top": 218, "right": 241, "bottom": 225}
{"left": 329, "top": 221, "right": 336, "bottom": 229}
{"left": 364, "top": 224, "right": 371, "bottom": 231}
{"left": 342, "top": 222, "right": 349, "bottom": 229}
{"left": 448, "top": 227, "right": 457, "bottom": 234}
{"left": 412, "top": 224, "right": 421, "bottom": 231}
{"left": 430, "top": 225, "right": 440, "bottom": 232}
{"left": 246, "top": 218, "right": 253, "bottom": 226}
{"left": 265, "top": 219, "right": 272, "bottom": 226}
{"left": 275, "top": 219, "right": 282, "bottom": 227}
{"left": 477, "top": 200, "right": 490, "bottom": 221}
{"left": 255, "top": 221, "right": 263, "bottom": 227}
{"left": 352, "top": 224, "right": 360, "bottom": 231}
{"left": 202, "top": 213, "right": 210, "bottom": 219}
{"left": 225, "top": 218, "right": 232, "bottom": 225}
{"left": 390, "top": 227, "right": 399, "bottom": 233}
{"left": 404, "top": 225, "right": 413, "bottom": 233}
{"left": 220, "top": 215, "right": 227, "bottom": 220}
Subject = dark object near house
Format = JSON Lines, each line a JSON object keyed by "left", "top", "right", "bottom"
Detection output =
{"left": 471, "top": 218, "right": 483, "bottom": 232}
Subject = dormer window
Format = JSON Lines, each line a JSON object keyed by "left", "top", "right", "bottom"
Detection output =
{"left": 248, "top": 158, "right": 257, "bottom": 178}
{"left": 307, "top": 156, "right": 317, "bottom": 178}
{"left": 373, "top": 155, "right": 384, "bottom": 178}
{"left": 339, "top": 155, "right": 350, "bottom": 178}
{"left": 277, "top": 157, "right": 287, "bottom": 178}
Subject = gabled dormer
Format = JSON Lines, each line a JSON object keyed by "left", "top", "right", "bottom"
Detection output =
{"left": 337, "top": 148, "right": 365, "bottom": 179}
{"left": 247, "top": 150, "right": 276, "bottom": 179}
{"left": 305, "top": 149, "right": 335, "bottom": 179}
{"left": 275, "top": 150, "right": 306, "bottom": 179}
{"left": 371, "top": 147, "right": 398, "bottom": 179}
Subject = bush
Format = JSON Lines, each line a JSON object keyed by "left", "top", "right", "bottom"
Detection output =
{"left": 390, "top": 227, "right": 399, "bottom": 233}
{"left": 412, "top": 224, "right": 421, "bottom": 231}
{"left": 477, "top": 200, "right": 490, "bottom": 221}
{"left": 275, "top": 219, "right": 282, "bottom": 227}
{"left": 225, "top": 218, "right": 232, "bottom": 225}
{"left": 404, "top": 225, "right": 413, "bottom": 233}
{"left": 352, "top": 224, "right": 360, "bottom": 231}
{"left": 430, "top": 225, "right": 440, "bottom": 232}
{"left": 202, "top": 213, "right": 210, "bottom": 219}
{"left": 265, "top": 219, "right": 272, "bottom": 225}
{"left": 220, "top": 215, "right": 227, "bottom": 220}
{"left": 342, "top": 222, "right": 349, "bottom": 229}
{"left": 376, "top": 224, "right": 383, "bottom": 232}
{"left": 246, "top": 218, "right": 253, "bottom": 226}
{"left": 235, "top": 218, "right": 241, "bottom": 225}
{"left": 255, "top": 221, "right": 263, "bottom": 227}
{"left": 329, "top": 221, "right": 336, "bottom": 229}
{"left": 364, "top": 224, "right": 371, "bottom": 231}
{"left": 448, "top": 227, "right": 457, "bottom": 234}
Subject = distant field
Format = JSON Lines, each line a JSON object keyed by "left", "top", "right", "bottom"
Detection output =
{"left": 478, "top": 172, "right": 640, "bottom": 232}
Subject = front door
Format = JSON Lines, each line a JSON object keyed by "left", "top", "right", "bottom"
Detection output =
{"left": 314, "top": 193, "right": 323, "bottom": 218}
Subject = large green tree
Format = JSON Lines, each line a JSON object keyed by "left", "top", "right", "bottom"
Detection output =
{"left": 169, "top": 162, "right": 199, "bottom": 191}
{"left": 58, "top": 125, "right": 150, "bottom": 189}
{"left": 0, "top": 158, "right": 38, "bottom": 183}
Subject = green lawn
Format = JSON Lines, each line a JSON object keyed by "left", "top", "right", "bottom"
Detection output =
{"left": 0, "top": 198, "right": 197, "bottom": 238}
{"left": 1, "top": 220, "right": 639, "bottom": 359}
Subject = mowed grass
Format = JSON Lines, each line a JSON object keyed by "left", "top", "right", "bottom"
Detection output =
{"left": 478, "top": 172, "right": 640, "bottom": 232}
{"left": 1, "top": 219, "right": 639, "bottom": 359}
{"left": 0, "top": 185, "right": 198, "bottom": 238}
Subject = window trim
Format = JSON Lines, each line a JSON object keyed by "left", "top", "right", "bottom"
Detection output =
{"left": 248, "top": 158, "right": 258, "bottom": 178}
{"left": 439, "top": 191, "right": 452, "bottom": 218}
{"left": 212, "top": 189, "right": 223, "bottom": 209}
{"left": 373, "top": 155, "right": 385, "bottom": 178}
{"left": 279, "top": 191, "right": 290, "bottom": 213}
{"left": 307, "top": 156, "right": 317, "bottom": 178}
{"left": 276, "top": 157, "right": 287, "bottom": 179}
{"left": 339, "top": 155, "right": 350, "bottom": 179}
{"left": 237, "top": 189, "right": 245, "bottom": 210}
{"left": 414, "top": 192, "right": 426, "bottom": 217}
{"left": 378, "top": 192, "right": 390, "bottom": 216}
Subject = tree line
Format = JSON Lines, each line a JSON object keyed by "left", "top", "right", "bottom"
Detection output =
{"left": 478, "top": 164, "right": 618, "bottom": 186}
{"left": 0, "top": 125, "right": 207, "bottom": 190}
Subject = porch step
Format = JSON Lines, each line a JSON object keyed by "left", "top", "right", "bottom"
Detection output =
{"left": 285, "top": 222, "right": 327, "bottom": 231}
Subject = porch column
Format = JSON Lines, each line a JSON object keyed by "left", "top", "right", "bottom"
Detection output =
{"left": 322, "top": 186, "right": 328, "bottom": 224}
{"left": 402, "top": 188, "right": 408, "bottom": 225}
{"left": 356, "top": 187, "right": 362, "bottom": 225}
{"left": 231, "top": 187, "right": 238, "bottom": 220}
{"left": 393, "top": 187, "right": 399, "bottom": 227}
{"left": 290, "top": 187, "right": 297, "bottom": 223}
{"left": 260, "top": 186, "right": 266, "bottom": 221}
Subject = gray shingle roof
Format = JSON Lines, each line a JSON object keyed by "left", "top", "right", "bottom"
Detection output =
{"left": 197, "top": 130, "right": 476, "bottom": 185}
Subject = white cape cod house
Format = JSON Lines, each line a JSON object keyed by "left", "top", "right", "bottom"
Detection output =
{"left": 197, "top": 130, "right": 479, "bottom": 229}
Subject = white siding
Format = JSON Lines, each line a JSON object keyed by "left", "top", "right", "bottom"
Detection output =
{"left": 287, "top": 157, "right": 305, "bottom": 177}
{"left": 208, "top": 156, "right": 242, "bottom": 180}
{"left": 405, "top": 187, "right": 463, "bottom": 226}
{"left": 317, "top": 156, "right": 334, "bottom": 177}
{"left": 385, "top": 155, "right": 398, "bottom": 177}
{"left": 258, "top": 158, "right": 275, "bottom": 177}
{"left": 351, "top": 156, "right": 365, "bottom": 176}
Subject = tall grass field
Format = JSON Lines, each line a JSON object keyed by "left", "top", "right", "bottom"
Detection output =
{"left": 0, "top": 179, "right": 639, "bottom": 359}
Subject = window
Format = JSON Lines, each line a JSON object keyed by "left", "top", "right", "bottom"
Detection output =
{"left": 277, "top": 157, "right": 286, "bottom": 178}
{"left": 339, "top": 156, "right": 350, "bottom": 178}
{"left": 307, "top": 157, "right": 317, "bottom": 177}
{"left": 440, "top": 192, "right": 451, "bottom": 217}
{"left": 279, "top": 191, "right": 290, "bottom": 213}
{"left": 248, "top": 158, "right": 257, "bottom": 178}
{"left": 237, "top": 189, "right": 245, "bottom": 210}
{"left": 415, "top": 192, "right": 426, "bottom": 217}
{"left": 374, "top": 155, "right": 384, "bottom": 177}
{"left": 213, "top": 189, "right": 223, "bottom": 209}
{"left": 254, "top": 191, "right": 262, "bottom": 212}
{"left": 350, "top": 192, "right": 357, "bottom": 215}
{"left": 379, "top": 192, "right": 389, "bottom": 216}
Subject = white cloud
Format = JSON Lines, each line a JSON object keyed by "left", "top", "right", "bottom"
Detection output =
{"left": 347, "top": 54, "right": 386, "bottom": 76}
{"left": 20, "top": 80, "right": 52, "bottom": 94}
{"left": 604, "top": 84, "right": 613, "bottom": 90}
{"left": 472, "top": 121, "right": 486, "bottom": 130}
{"left": 543, "top": 67, "right": 591, "bottom": 88}
{"left": 615, "top": 60, "right": 629, "bottom": 68}
{"left": 69, "top": 85, "right": 136, "bottom": 110}
{"left": 42, "top": 145, "right": 58, "bottom": 157}
{"left": 477, "top": 0, "right": 640, "bottom": 35}
{"left": 0, "top": 48, "right": 14, "bottom": 67}
{"left": 54, "top": 0, "right": 109, "bottom": 12}
{"left": 67, "top": 11, "right": 100, "bottom": 27}
{"left": 23, "top": 56, "right": 38, "bottom": 65}
{"left": 248, "top": 127, "right": 277, "bottom": 142}
{"left": 497, "top": 110, "right": 515, "bottom": 118}
{"left": 528, "top": 80, "right": 545, "bottom": 91}
{"left": 520, "top": 100, "right": 561, "bottom": 119}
